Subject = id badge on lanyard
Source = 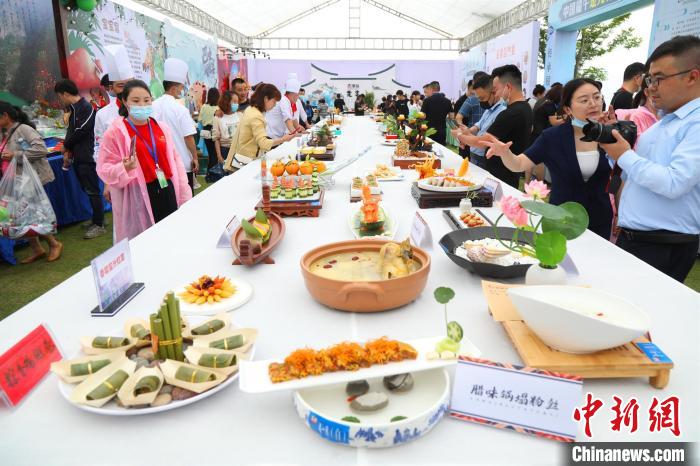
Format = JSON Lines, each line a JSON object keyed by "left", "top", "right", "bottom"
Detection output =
{"left": 127, "top": 118, "right": 168, "bottom": 189}
{"left": 155, "top": 166, "right": 168, "bottom": 189}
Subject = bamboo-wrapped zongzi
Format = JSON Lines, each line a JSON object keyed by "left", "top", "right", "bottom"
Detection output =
{"left": 86, "top": 370, "right": 130, "bottom": 400}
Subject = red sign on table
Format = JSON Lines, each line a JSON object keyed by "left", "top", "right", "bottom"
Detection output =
{"left": 0, "top": 324, "right": 61, "bottom": 407}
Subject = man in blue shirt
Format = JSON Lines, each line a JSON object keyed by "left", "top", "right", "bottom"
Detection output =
{"left": 451, "top": 74, "right": 506, "bottom": 169}
{"left": 601, "top": 35, "right": 700, "bottom": 282}
{"left": 455, "top": 71, "right": 488, "bottom": 159}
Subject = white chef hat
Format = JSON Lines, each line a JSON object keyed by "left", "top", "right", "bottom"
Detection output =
{"left": 164, "top": 58, "right": 188, "bottom": 84}
{"left": 103, "top": 44, "right": 134, "bottom": 82}
{"left": 284, "top": 73, "right": 300, "bottom": 94}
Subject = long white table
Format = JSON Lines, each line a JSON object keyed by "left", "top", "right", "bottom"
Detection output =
{"left": 1, "top": 116, "right": 698, "bottom": 465}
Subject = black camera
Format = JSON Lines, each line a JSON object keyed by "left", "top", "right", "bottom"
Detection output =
{"left": 580, "top": 119, "right": 637, "bottom": 147}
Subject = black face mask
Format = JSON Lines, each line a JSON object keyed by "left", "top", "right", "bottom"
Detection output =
{"left": 479, "top": 100, "right": 492, "bottom": 109}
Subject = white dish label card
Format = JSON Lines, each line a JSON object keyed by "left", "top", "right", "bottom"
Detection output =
{"left": 483, "top": 177, "right": 503, "bottom": 201}
{"left": 410, "top": 211, "right": 433, "bottom": 249}
{"left": 91, "top": 239, "right": 135, "bottom": 312}
{"left": 450, "top": 357, "right": 582, "bottom": 442}
{"left": 216, "top": 215, "right": 239, "bottom": 249}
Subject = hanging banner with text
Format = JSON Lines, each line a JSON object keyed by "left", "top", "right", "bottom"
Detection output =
{"left": 65, "top": 0, "right": 166, "bottom": 97}
{"left": 649, "top": 0, "right": 700, "bottom": 53}
{"left": 485, "top": 21, "right": 540, "bottom": 98}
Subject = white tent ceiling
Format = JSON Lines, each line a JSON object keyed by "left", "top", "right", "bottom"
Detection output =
{"left": 182, "top": 0, "right": 524, "bottom": 39}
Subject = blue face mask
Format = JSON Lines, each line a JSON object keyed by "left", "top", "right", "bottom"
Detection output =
{"left": 129, "top": 105, "right": 153, "bottom": 121}
{"left": 571, "top": 117, "right": 588, "bottom": 128}
{"left": 231, "top": 103, "right": 239, "bottom": 112}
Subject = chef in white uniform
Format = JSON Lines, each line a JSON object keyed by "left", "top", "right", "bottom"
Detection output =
{"left": 94, "top": 44, "right": 135, "bottom": 203}
{"left": 266, "top": 74, "right": 307, "bottom": 138}
{"left": 152, "top": 57, "right": 198, "bottom": 193}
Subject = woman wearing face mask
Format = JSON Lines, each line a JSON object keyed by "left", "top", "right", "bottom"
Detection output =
{"left": 224, "top": 83, "right": 295, "bottom": 172}
{"left": 481, "top": 78, "right": 617, "bottom": 239}
{"left": 212, "top": 91, "right": 239, "bottom": 170}
{"left": 96, "top": 80, "right": 191, "bottom": 242}
{"left": 0, "top": 101, "right": 63, "bottom": 263}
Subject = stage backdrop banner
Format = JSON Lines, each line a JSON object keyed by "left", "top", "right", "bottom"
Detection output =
{"left": 65, "top": 0, "right": 166, "bottom": 98}
{"left": 649, "top": 0, "right": 700, "bottom": 53}
{"left": 247, "top": 59, "right": 461, "bottom": 106}
{"left": 485, "top": 21, "right": 540, "bottom": 98}
{"left": 0, "top": 0, "right": 63, "bottom": 107}
{"left": 217, "top": 47, "right": 248, "bottom": 92}
{"left": 163, "top": 21, "right": 217, "bottom": 111}
{"left": 454, "top": 45, "right": 487, "bottom": 96}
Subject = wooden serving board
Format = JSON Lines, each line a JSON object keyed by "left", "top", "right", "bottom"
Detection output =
{"left": 482, "top": 281, "right": 673, "bottom": 388}
{"left": 411, "top": 183, "right": 493, "bottom": 209}
{"left": 255, "top": 189, "right": 324, "bottom": 218}
{"left": 301, "top": 146, "right": 336, "bottom": 161}
{"left": 392, "top": 155, "right": 441, "bottom": 170}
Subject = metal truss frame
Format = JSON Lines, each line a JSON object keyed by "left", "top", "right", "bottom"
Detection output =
{"left": 459, "top": 0, "right": 551, "bottom": 51}
{"left": 131, "top": 0, "right": 251, "bottom": 47}
{"left": 255, "top": 0, "right": 341, "bottom": 38}
{"left": 251, "top": 37, "right": 460, "bottom": 51}
{"left": 361, "top": 0, "right": 453, "bottom": 38}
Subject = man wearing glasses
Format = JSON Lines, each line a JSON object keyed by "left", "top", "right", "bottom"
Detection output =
{"left": 600, "top": 35, "right": 700, "bottom": 283}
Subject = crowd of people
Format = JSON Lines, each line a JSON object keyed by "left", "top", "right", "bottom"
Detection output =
{"left": 450, "top": 34, "right": 700, "bottom": 283}
{"left": 0, "top": 35, "right": 697, "bottom": 284}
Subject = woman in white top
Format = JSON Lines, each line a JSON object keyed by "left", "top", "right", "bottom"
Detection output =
{"left": 212, "top": 91, "right": 240, "bottom": 165}
{"left": 408, "top": 91, "right": 422, "bottom": 116}
{"left": 480, "top": 78, "right": 617, "bottom": 239}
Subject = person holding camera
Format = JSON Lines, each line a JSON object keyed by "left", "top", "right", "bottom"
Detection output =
{"left": 480, "top": 78, "right": 618, "bottom": 239}
{"left": 599, "top": 35, "right": 700, "bottom": 283}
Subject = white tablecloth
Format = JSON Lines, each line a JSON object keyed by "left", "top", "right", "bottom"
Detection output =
{"left": 1, "top": 116, "right": 698, "bottom": 465}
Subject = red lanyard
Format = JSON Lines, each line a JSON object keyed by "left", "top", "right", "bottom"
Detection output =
{"left": 126, "top": 118, "right": 160, "bottom": 167}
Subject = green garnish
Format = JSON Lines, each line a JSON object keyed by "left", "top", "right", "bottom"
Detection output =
{"left": 390, "top": 416, "right": 408, "bottom": 422}
{"left": 342, "top": 416, "right": 361, "bottom": 423}
{"left": 447, "top": 321, "right": 463, "bottom": 343}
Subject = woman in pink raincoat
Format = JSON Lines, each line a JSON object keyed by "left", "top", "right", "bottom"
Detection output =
{"left": 97, "top": 80, "right": 191, "bottom": 242}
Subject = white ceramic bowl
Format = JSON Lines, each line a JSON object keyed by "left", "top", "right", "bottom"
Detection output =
{"left": 293, "top": 368, "right": 450, "bottom": 448}
{"left": 507, "top": 286, "right": 651, "bottom": 354}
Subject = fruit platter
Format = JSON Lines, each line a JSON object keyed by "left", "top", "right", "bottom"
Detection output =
{"left": 231, "top": 208, "right": 286, "bottom": 265}
{"left": 349, "top": 186, "right": 397, "bottom": 239}
{"left": 417, "top": 176, "right": 481, "bottom": 193}
{"left": 269, "top": 158, "right": 327, "bottom": 178}
{"left": 52, "top": 294, "right": 258, "bottom": 415}
{"left": 392, "top": 151, "right": 441, "bottom": 170}
{"left": 177, "top": 274, "right": 253, "bottom": 315}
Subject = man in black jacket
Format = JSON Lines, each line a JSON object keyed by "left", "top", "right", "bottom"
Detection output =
{"left": 54, "top": 79, "right": 104, "bottom": 239}
{"left": 395, "top": 90, "right": 409, "bottom": 117}
{"left": 420, "top": 81, "right": 453, "bottom": 145}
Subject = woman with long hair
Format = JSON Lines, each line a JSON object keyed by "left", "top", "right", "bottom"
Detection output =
{"left": 198, "top": 87, "right": 220, "bottom": 176}
{"left": 212, "top": 91, "right": 240, "bottom": 173}
{"left": 0, "top": 101, "right": 63, "bottom": 263}
{"left": 223, "top": 83, "right": 295, "bottom": 172}
{"left": 96, "top": 80, "right": 191, "bottom": 242}
{"left": 481, "top": 78, "right": 618, "bottom": 239}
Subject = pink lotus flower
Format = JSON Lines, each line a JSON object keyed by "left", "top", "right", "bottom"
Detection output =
{"left": 500, "top": 196, "right": 529, "bottom": 227}
{"left": 524, "top": 179, "right": 550, "bottom": 200}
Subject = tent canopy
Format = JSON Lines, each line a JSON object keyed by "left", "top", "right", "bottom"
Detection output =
{"left": 187, "top": 0, "right": 522, "bottom": 39}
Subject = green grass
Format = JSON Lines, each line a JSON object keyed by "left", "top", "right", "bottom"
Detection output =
{"left": 1, "top": 170, "right": 698, "bottom": 321}
{"left": 0, "top": 176, "right": 211, "bottom": 320}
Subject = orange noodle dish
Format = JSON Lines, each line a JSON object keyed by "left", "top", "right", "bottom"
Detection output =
{"left": 268, "top": 337, "right": 418, "bottom": 383}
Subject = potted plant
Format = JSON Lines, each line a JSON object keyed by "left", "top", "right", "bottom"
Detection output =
{"left": 493, "top": 180, "right": 589, "bottom": 285}
{"left": 363, "top": 91, "right": 376, "bottom": 110}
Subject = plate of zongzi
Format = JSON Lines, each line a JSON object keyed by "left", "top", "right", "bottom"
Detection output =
{"left": 53, "top": 304, "right": 257, "bottom": 416}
